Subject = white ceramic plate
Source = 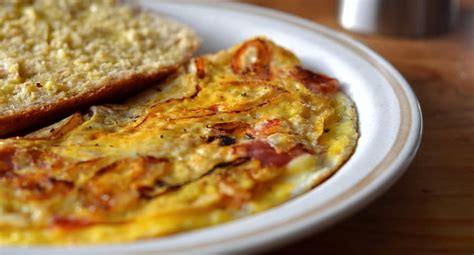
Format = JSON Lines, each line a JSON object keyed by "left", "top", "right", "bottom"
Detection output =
{"left": 3, "top": 1, "right": 422, "bottom": 254}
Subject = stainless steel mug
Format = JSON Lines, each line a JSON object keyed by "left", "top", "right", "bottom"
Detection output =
{"left": 337, "top": 0, "right": 459, "bottom": 36}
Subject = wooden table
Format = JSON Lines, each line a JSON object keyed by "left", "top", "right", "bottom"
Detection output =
{"left": 240, "top": 0, "right": 474, "bottom": 254}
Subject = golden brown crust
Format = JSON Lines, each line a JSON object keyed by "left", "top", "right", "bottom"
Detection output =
{"left": 0, "top": 67, "right": 177, "bottom": 137}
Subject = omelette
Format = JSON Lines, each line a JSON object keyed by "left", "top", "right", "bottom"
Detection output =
{"left": 0, "top": 38, "right": 358, "bottom": 244}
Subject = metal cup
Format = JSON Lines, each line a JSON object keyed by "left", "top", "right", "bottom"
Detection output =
{"left": 337, "top": 0, "right": 459, "bottom": 36}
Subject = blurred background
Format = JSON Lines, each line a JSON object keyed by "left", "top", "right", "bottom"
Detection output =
{"left": 234, "top": 0, "right": 473, "bottom": 254}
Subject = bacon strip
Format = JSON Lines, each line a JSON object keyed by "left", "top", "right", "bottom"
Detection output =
{"left": 233, "top": 141, "right": 311, "bottom": 167}
{"left": 231, "top": 38, "right": 272, "bottom": 79}
{"left": 290, "top": 66, "right": 339, "bottom": 95}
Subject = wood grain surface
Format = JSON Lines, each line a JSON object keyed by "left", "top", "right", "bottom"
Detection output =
{"left": 240, "top": 0, "right": 474, "bottom": 254}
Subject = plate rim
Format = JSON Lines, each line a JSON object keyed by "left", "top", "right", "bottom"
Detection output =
{"left": 2, "top": 1, "right": 422, "bottom": 254}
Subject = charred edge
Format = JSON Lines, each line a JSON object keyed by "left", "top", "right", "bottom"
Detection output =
{"left": 244, "top": 133, "right": 255, "bottom": 140}
{"left": 207, "top": 135, "right": 236, "bottom": 146}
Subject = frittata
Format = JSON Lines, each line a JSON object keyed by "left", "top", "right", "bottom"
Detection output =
{"left": 0, "top": 38, "right": 358, "bottom": 244}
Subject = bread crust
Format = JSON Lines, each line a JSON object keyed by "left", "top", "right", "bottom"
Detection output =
{"left": 0, "top": 66, "right": 178, "bottom": 137}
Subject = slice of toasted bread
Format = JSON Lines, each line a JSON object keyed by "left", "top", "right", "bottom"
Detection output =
{"left": 0, "top": 0, "right": 199, "bottom": 136}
